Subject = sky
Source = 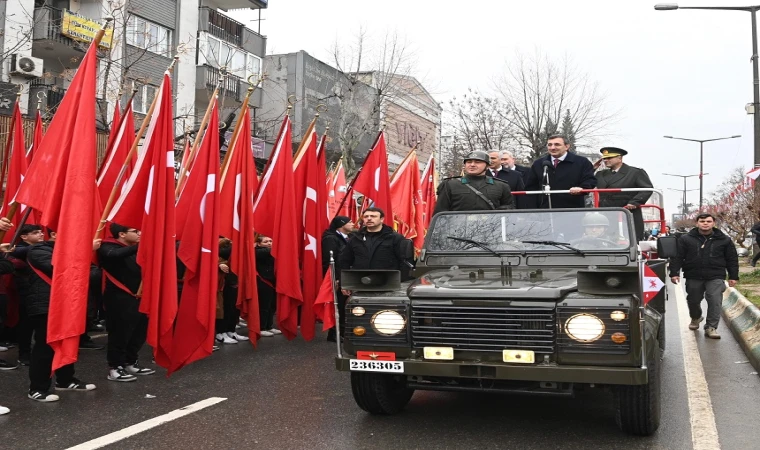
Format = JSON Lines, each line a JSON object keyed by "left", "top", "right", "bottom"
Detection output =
{"left": 241, "top": 0, "right": 760, "bottom": 218}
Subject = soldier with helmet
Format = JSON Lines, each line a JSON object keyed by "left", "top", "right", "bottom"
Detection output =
{"left": 434, "top": 151, "right": 515, "bottom": 214}
{"left": 571, "top": 212, "right": 620, "bottom": 249}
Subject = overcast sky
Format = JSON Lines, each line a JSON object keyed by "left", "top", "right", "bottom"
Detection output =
{"left": 244, "top": 0, "right": 760, "bottom": 218}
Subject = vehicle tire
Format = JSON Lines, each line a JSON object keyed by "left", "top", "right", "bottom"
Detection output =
{"left": 658, "top": 319, "right": 666, "bottom": 357}
{"left": 350, "top": 372, "right": 414, "bottom": 415}
{"left": 614, "top": 344, "right": 661, "bottom": 436}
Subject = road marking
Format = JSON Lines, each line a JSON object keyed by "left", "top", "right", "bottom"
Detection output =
{"left": 673, "top": 283, "right": 721, "bottom": 450}
{"left": 65, "top": 397, "right": 227, "bottom": 450}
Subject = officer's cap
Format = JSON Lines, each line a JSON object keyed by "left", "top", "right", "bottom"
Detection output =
{"left": 600, "top": 147, "right": 628, "bottom": 159}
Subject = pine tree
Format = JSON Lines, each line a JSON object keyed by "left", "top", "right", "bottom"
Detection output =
{"left": 561, "top": 109, "right": 576, "bottom": 152}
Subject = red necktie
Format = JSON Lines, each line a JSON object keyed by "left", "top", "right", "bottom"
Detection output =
{"left": 553, "top": 158, "right": 559, "bottom": 169}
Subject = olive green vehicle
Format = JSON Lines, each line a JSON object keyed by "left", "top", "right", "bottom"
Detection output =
{"left": 334, "top": 208, "right": 673, "bottom": 436}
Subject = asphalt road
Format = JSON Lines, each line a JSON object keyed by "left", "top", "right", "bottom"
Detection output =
{"left": 1, "top": 281, "right": 759, "bottom": 450}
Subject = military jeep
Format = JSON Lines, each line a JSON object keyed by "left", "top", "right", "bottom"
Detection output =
{"left": 334, "top": 208, "right": 671, "bottom": 436}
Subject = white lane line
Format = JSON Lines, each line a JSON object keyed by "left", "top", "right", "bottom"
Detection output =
{"left": 673, "top": 282, "right": 721, "bottom": 450}
{"left": 65, "top": 397, "right": 227, "bottom": 450}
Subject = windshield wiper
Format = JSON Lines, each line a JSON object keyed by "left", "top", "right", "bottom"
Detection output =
{"left": 522, "top": 240, "right": 585, "bottom": 255}
{"left": 446, "top": 236, "right": 500, "bottom": 257}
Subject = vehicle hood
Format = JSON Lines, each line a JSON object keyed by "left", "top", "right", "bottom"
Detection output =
{"left": 408, "top": 267, "right": 578, "bottom": 300}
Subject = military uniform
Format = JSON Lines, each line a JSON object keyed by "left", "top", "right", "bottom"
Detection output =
{"left": 434, "top": 175, "right": 514, "bottom": 213}
{"left": 595, "top": 147, "right": 653, "bottom": 241}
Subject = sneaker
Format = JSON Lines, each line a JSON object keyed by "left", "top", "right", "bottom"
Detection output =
{"left": 0, "top": 346, "right": 8, "bottom": 352}
{"left": 28, "top": 390, "right": 60, "bottom": 402}
{"left": 125, "top": 363, "right": 155, "bottom": 376}
{"left": 705, "top": 327, "right": 721, "bottom": 339}
{"left": 108, "top": 366, "right": 137, "bottom": 382}
{"left": 238, "top": 319, "right": 248, "bottom": 327}
{"left": 56, "top": 378, "right": 96, "bottom": 391}
{"left": 0, "top": 405, "right": 9, "bottom": 415}
{"left": 79, "top": 340, "right": 105, "bottom": 350}
{"left": 220, "top": 334, "right": 237, "bottom": 344}
{"left": 260, "top": 330, "right": 274, "bottom": 337}
{"left": 212, "top": 345, "right": 220, "bottom": 352}
{"left": 88, "top": 322, "right": 106, "bottom": 332}
{"left": 228, "top": 332, "right": 249, "bottom": 342}
{"left": 269, "top": 328, "right": 283, "bottom": 335}
{"left": 689, "top": 317, "right": 703, "bottom": 331}
{"left": 0, "top": 359, "right": 19, "bottom": 370}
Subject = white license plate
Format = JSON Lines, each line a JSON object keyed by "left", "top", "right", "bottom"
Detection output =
{"left": 349, "top": 359, "right": 404, "bottom": 373}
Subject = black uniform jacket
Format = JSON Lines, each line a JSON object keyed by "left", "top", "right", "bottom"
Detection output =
{"left": 524, "top": 152, "right": 597, "bottom": 208}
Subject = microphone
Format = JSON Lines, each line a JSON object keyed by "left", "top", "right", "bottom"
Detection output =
{"left": 541, "top": 160, "right": 553, "bottom": 187}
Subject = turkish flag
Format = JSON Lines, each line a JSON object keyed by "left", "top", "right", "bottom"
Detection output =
{"left": 351, "top": 132, "right": 392, "bottom": 219}
{"left": 220, "top": 106, "right": 260, "bottom": 342}
{"left": 642, "top": 264, "right": 664, "bottom": 305}
{"left": 1, "top": 102, "right": 28, "bottom": 240}
{"left": 108, "top": 72, "right": 178, "bottom": 369}
{"left": 97, "top": 100, "right": 135, "bottom": 208}
{"left": 292, "top": 120, "right": 318, "bottom": 246}
{"left": 253, "top": 115, "right": 304, "bottom": 340}
{"left": 13, "top": 39, "right": 100, "bottom": 371}
{"left": 314, "top": 268, "right": 336, "bottom": 330}
{"left": 27, "top": 112, "right": 45, "bottom": 230}
{"left": 390, "top": 150, "right": 424, "bottom": 252}
{"left": 328, "top": 160, "right": 349, "bottom": 220}
{"left": 420, "top": 154, "right": 436, "bottom": 234}
{"left": 172, "top": 101, "right": 220, "bottom": 374}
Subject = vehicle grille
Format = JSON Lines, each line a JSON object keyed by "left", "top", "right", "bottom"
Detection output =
{"left": 410, "top": 304, "right": 555, "bottom": 353}
{"left": 557, "top": 307, "right": 631, "bottom": 354}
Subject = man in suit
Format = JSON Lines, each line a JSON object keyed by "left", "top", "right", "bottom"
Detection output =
{"left": 595, "top": 147, "right": 654, "bottom": 242}
{"left": 524, "top": 134, "right": 597, "bottom": 208}
{"left": 495, "top": 150, "right": 526, "bottom": 207}
{"left": 500, "top": 150, "right": 530, "bottom": 179}
{"left": 487, "top": 151, "right": 502, "bottom": 177}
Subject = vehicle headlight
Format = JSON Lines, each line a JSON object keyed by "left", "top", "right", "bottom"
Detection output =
{"left": 565, "top": 313, "right": 605, "bottom": 342}
{"left": 370, "top": 310, "right": 406, "bottom": 336}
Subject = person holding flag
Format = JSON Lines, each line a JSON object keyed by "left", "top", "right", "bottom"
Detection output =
{"left": 669, "top": 213, "right": 739, "bottom": 339}
{"left": 321, "top": 215, "right": 356, "bottom": 342}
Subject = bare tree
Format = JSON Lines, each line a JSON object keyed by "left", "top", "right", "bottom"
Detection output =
{"left": 709, "top": 167, "right": 758, "bottom": 247}
{"left": 446, "top": 89, "right": 516, "bottom": 151}
{"left": 495, "top": 49, "right": 618, "bottom": 161}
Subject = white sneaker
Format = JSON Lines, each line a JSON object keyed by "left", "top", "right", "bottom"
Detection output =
{"left": 221, "top": 335, "right": 237, "bottom": 344}
{"left": 260, "top": 330, "right": 274, "bottom": 337}
{"left": 269, "top": 328, "right": 283, "bottom": 335}
{"left": 215, "top": 333, "right": 225, "bottom": 342}
{"left": 228, "top": 332, "right": 249, "bottom": 341}
{"left": 0, "top": 405, "right": 9, "bottom": 415}
{"left": 0, "top": 346, "right": 7, "bottom": 352}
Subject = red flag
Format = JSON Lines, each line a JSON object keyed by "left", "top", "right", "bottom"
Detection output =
{"left": 176, "top": 99, "right": 219, "bottom": 240}
{"left": 97, "top": 100, "right": 135, "bottom": 207}
{"left": 27, "top": 111, "right": 45, "bottom": 229}
{"left": 351, "top": 132, "right": 392, "bottom": 218}
{"left": 313, "top": 268, "right": 336, "bottom": 331}
{"left": 13, "top": 40, "right": 100, "bottom": 371}
{"left": 172, "top": 103, "right": 220, "bottom": 374}
{"left": 420, "top": 154, "right": 436, "bottom": 234}
{"left": 253, "top": 115, "right": 304, "bottom": 340}
{"left": 108, "top": 73, "right": 177, "bottom": 369}
{"left": 292, "top": 119, "right": 318, "bottom": 249}
{"left": 642, "top": 264, "right": 664, "bottom": 305}
{"left": 220, "top": 106, "right": 260, "bottom": 341}
{"left": 1, "top": 102, "right": 28, "bottom": 240}
{"left": 389, "top": 149, "right": 424, "bottom": 252}
{"left": 329, "top": 160, "right": 349, "bottom": 220}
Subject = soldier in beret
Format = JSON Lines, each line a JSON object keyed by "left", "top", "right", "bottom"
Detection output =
{"left": 434, "top": 151, "right": 515, "bottom": 214}
{"left": 595, "top": 147, "right": 654, "bottom": 241}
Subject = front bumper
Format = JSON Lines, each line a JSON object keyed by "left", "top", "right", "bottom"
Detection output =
{"left": 335, "top": 357, "right": 648, "bottom": 385}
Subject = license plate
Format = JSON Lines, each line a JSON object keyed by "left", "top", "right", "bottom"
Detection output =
{"left": 503, "top": 350, "right": 535, "bottom": 364}
{"left": 349, "top": 359, "right": 404, "bottom": 373}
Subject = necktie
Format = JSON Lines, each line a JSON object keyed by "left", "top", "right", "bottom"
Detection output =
{"left": 553, "top": 158, "right": 559, "bottom": 169}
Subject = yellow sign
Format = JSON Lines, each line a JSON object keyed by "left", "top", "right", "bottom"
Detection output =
{"left": 61, "top": 10, "right": 113, "bottom": 49}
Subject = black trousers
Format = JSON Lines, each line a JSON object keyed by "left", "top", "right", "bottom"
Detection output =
{"left": 257, "top": 279, "right": 276, "bottom": 331}
{"left": 29, "top": 314, "right": 75, "bottom": 392}
{"left": 16, "top": 299, "right": 33, "bottom": 357}
{"left": 104, "top": 292, "right": 147, "bottom": 368}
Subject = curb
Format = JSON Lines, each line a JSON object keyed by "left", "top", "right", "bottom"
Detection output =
{"left": 722, "top": 288, "right": 760, "bottom": 374}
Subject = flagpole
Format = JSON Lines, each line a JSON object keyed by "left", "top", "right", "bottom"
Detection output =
{"left": 220, "top": 75, "right": 263, "bottom": 178}
{"left": 335, "top": 130, "right": 384, "bottom": 214}
{"left": 98, "top": 88, "right": 138, "bottom": 176}
{"left": 94, "top": 56, "right": 179, "bottom": 240}
{"left": 329, "top": 251, "right": 342, "bottom": 358}
{"left": 0, "top": 87, "right": 23, "bottom": 205}
{"left": 637, "top": 259, "right": 647, "bottom": 371}
{"left": 389, "top": 142, "right": 419, "bottom": 183}
{"left": 176, "top": 69, "right": 227, "bottom": 196}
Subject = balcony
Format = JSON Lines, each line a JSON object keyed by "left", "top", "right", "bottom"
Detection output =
{"left": 196, "top": 65, "right": 264, "bottom": 109}
{"left": 32, "top": 6, "right": 108, "bottom": 67}
{"left": 210, "top": 0, "right": 268, "bottom": 12}
{"left": 198, "top": 7, "right": 266, "bottom": 56}
{"left": 30, "top": 78, "right": 108, "bottom": 129}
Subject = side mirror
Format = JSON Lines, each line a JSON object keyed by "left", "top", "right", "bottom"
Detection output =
{"left": 657, "top": 236, "right": 678, "bottom": 259}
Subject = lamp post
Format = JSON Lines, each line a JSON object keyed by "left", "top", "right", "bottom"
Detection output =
{"left": 662, "top": 135, "right": 741, "bottom": 211}
{"left": 664, "top": 173, "right": 704, "bottom": 215}
{"left": 667, "top": 187, "right": 700, "bottom": 216}
{"left": 655, "top": 3, "right": 759, "bottom": 168}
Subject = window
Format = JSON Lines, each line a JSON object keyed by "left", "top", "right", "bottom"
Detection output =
{"left": 131, "top": 82, "right": 158, "bottom": 115}
{"left": 201, "top": 34, "right": 262, "bottom": 80}
{"left": 126, "top": 16, "right": 172, "bottom": 57}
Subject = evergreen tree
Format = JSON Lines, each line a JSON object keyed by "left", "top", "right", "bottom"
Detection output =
{"left": 561, "top": 109, "right": 577, "bottom": 152}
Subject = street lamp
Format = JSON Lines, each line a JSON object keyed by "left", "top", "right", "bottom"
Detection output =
{"left": 662, "top": 135, "right": 740, "bottom": 211}
{"left": 655, "top": 3, "right": 760, "bottom": 169}
{"left": 663, "top": 173, "right": 704, "bottom": 215}
{"left": 667, "top": 187, "right": 700, "bottom": 216}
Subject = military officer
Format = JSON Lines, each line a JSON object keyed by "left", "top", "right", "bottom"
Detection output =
{"left": 594, "top": 147, "right": 654, "bottom": 242}
{"left": 434, "top": 151, "right": 515, "bottom": 214}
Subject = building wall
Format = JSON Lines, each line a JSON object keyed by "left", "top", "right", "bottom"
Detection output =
{"left": 384, "top": 100, "right": 437, "bottom": 166}
{"left": 174, "top": 0, "right": 198, "bottom": 133}
{"left": 129, "top": 0, "right": 176, "bottom": 30}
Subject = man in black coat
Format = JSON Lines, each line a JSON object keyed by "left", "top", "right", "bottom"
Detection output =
{"left": 669, "top": 213, "right": 739, "bottom": 339}
{"left": 26, "top": 231, "right": 99, "bottom": 402}
{"left": 98, "top": 223, "right": 154, "bottom": 382}
{"left": 524, "top": 134, "right": 597, "bottom": 208}
{"left": 339, "top": 207, "right": 412, "bottom": 295}
{"left": 255, "top": 235, "right": 281, "bottom": 337}
{"left": 500, "top": 150, "right": 530, "bottom": 179}
{"left": 595, "top": 147, "right": 654, "bottom": 241}
{"left": 496, "top": 150, "right": 527, "bottom": 208}
{"left": 321, "top": 215, "right": 356, "bottom": 342}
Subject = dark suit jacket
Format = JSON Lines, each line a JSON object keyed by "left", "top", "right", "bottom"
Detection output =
{"left": 514, "top": 164, "right": 530, "bottom": 179}
{"left": 496, "top": 168, "right": 527, "bottom": 208}
{"left": 524, "top": 152, "right": 597, "bottom": 208}
{"left": 596, "top": 163, "right": 654, "bottom": 241}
